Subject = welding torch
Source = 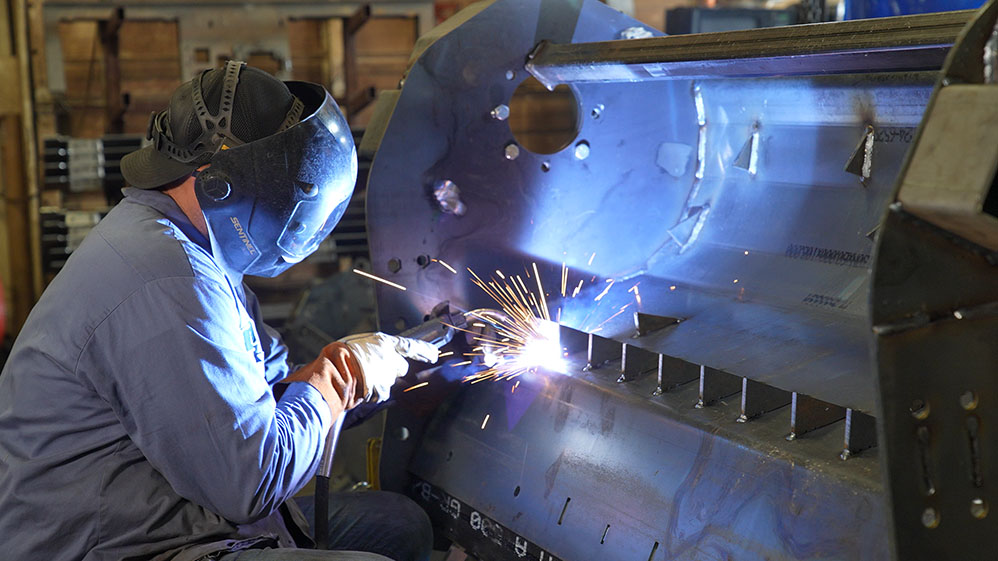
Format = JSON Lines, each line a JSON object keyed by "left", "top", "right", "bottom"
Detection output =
{"left": 313, "top": 313, "right": 461, "bottom": 549}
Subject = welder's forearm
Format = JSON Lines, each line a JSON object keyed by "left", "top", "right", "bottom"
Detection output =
{"left": 261, "top": 383, "right": 332, "bottom": 505}
{"left": 215, "top": 383, "right": 331, "bottom": 524}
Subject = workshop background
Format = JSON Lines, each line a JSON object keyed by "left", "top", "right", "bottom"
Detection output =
{"left": 0, "top": 0, "right": 939, "bottom": 353}
{"left": 0, "top": 1, "right": 993, "bottom": 560}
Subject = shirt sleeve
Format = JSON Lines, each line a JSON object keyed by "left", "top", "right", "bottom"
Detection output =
{"left": 241, "top": 283, "right": 297, "bottom": 385}
{"left": 76, "top": 275, "right": 332, "bottom": 524}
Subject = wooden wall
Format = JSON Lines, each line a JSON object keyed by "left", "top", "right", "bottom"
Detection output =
{"left": 288, "top": 16, "right": 417, "bottom": 127}
{"left": 49, "top": 0, "right": 704, "bottom": 140}
{"left": 57, "top": 20, "right": 182, "bottom": 139}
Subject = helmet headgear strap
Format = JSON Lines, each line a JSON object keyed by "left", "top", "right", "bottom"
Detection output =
{"left": 147, "top": 60, "right": 305, "bottom": 165}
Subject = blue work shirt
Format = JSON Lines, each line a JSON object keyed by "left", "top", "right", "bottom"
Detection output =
{"left": 0, "top": 187, "right": 332, "bottom": 560}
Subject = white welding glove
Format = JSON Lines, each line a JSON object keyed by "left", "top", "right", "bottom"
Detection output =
{"left": 340, "top": 332, "right": 440, "bottom": 403}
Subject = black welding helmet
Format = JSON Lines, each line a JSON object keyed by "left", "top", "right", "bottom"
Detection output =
{"left": 194, "top": 79, "right": 356, "bottom": 277}
{"left": 123, "top": 60, "right": 356, "bottom": 277}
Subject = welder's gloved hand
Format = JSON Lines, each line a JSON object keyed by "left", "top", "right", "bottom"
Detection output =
{"left": 339, "top": 332, "right": 439, "bottom": 403}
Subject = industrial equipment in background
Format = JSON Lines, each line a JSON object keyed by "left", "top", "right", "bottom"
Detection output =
{"left": 359, "top": 0, "right": 998, "bottom": 560}
{"left": 39, "top": 134, "right": 140, "bottom": 276}
{"left": 42, "top": 134, "right": 142, "bottom": 201}
{"left": 664, "top": 7, "right": 799, "bottom": 35}
{"left": 843, "top": 0, "right": 986, "bottom": 19}
{"left": 25, "top": 1, "right": 432, "bottom": 326}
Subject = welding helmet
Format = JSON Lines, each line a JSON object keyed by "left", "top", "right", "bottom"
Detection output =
{"left": 122, "top": 61, "right": 357, "bottom": 277}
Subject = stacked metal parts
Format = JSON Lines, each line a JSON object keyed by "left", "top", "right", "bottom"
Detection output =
{"left": 361, "top": 1, "right": 998, "bottom": 559}
{"left": 39, "top": 209, "right": 105, "bottom": 274}
{"left": 40, "top": 134, "right": 143, "bottom": 274}
{"left": 43, "top": 134, "right": 143, "bottom": 195}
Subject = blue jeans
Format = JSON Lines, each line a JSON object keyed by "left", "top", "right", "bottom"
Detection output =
{"left": 217, "top": 491, "right": 432, "bottom": 561}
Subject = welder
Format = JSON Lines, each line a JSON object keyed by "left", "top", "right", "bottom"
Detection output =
{"left": 0, "top": 62, "right": 435, "bottom": 561}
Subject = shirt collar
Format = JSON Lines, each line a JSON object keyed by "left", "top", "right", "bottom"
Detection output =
{"left": 121, "top": 187, "right": 212, "bottom": 253}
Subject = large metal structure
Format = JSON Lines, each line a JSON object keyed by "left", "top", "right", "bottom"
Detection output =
{"left": 361, "top": 1, "right": 998, "bottom": 559}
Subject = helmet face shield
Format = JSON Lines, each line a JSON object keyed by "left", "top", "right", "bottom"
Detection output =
{"left": 195, "top": 83, "right": 357, "bottom": 277}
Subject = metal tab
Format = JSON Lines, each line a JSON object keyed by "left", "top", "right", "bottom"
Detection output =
{"left": 620, "top": 344, "right": 657, "bottom": 383}
{"left": 788, "top": 393, "right": 846, "bottom": 440}
{"left": 587, "top": 333, "right": 621, "bottom": 371}
{"left": 738, "top": 378, "right": 792, "bottom": 422}
{"left": 845, "top": 125, "right": 875, "bottom": 184}
{"left": 559, "top": 324, "right": 590, "bottom": 355}
{"left": 732, "top": 127, "right": 760, "bottom": 176}
{"left": 633, "top": 312, "right": 682, "bottom": 337}
{"left": 696, "top": 365, "right": 741, "bottom": 408}
{"left": 840, "top": 408, "right": 878, "bottom": 460}
{"left": 654, "top": 354, "right": 700, "bottom": 395}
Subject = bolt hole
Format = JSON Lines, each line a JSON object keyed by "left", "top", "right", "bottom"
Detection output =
{"left": 395, "top": 426, "right": 410, "bottom": 441}
{"left": 972, "top": 498, "right": 989, "bottom": 519}
{"left": 541, "top": 162, "right": 551, "bottom": 172}
{"left": 416, "top": 254, "right": 431, "bottom": 268}
{"left": 513, "top": 486, "right": 520, "bottom": 497}
{"left": 960, "top": 390, "right": 979, "bottom": 411}
{"left": 921, "top": 507, "right": 940, "bottom": 529}
{"left": 388, "top": 258, "right": 402, "bottom": 273}
{"left": 910, "top": 398, "right": 930, "bottom": 420}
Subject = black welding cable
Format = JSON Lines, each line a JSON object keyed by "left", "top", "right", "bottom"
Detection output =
{"left": 314, "top": 474, "right": 330, "bottom": 549}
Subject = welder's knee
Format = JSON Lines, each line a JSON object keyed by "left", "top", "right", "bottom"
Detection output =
{"left": 377, "top": 491, "right": 433, "bottom": 561}
{"left": 301, "top": 490, "right": 432, "bottom": 561}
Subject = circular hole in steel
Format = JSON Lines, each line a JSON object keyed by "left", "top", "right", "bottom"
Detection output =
{"left": 508, "top": 77, "right": 579, "bottom": 155}
{"left": 513, "top": 486, "right": 521, "bottom": 497}
{"left": 416, "top": 255, "right": 431, "bottom": 268}
{"left": 921, "top": 507, "right": 940, "bottom": 529}
{"left": 541, "top": 162, "right": 551, "bottom": 173}
{"left": 971, "top": 498, "right": 989, "bottom": 519}
{"left": 388, "top": 258, "right": 402, "bottom": 273}
{"left": 910, "top": 399, "right": 930, "bottom": 420}
{"left": 960, "top": 390, "right": 979, "bottom": 411}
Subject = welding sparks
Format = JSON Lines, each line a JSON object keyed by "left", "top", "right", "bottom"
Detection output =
{"left": 353, "top": 269, "right": 407, "bottom": 291}
{"left": 561, "top": 262, "right": 568, "bottom": 297}
{"left": 439, "top": 351, "right": 454, "bottom": 358}
{"left": 628, "top": 283, "right": 642, "bottom": 309}
{"left": 594, "top": 280, "right": 615, "bottom": 302}
{"left": 432, "top": 258, "right": 458, "bottom": 274}
{"left": 460, "top": 265, "right": 564, "bottom": 384}
{"left": 572, "top": 280, "right": 584, "bottom": 298}
{"left": 403, "top": 381, "right": 429, "bottom": 393}
{"left": 594, "top": 303, "right": 631, "bottom": 331}
{"left": 588, "top": 252, "right": 596, "bottom": 266}
{"left": 481, "top": 414, "right": 490, "bottom": 430}
{"left": 531, "top": 262, "right": 551, "bottom": 321}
